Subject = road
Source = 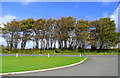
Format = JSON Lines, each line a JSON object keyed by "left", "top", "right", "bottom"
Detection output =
{"left": 10, "top": 56, "right": 118, "bottom": 76}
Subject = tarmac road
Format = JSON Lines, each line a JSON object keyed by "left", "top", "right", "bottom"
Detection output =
{"left": 11, "top": 56, "right": 118, "bottom": 76}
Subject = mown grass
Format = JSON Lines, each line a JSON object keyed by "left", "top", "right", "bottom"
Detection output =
{"left": 2, "top": 56, "right": 86, "bottom": 73}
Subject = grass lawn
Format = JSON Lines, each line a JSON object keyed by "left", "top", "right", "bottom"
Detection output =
{"left": 2, "top": 56, "right": 86, "bottom": 73}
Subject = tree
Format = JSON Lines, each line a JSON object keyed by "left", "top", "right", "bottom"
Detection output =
{"left": 75, "top": 19, "right": 91, "bottom": 49}
{"left": 89, "top": 20, "right": 99, "bottom": 49}
{"left": 94, "top": 18, "right": 119, "bottom": 49}
{"left": 33, "top": 19, "right": 45, "bottom": 49}
{"left": 56, "top": 16, "right": 76, "bottom": 49}
{"left": 20, "top": 18, "right": 35, "bottom": 49}
{"left": 0, "top": 27, "right": 11, "bottom": 49}
{"left": 1, "top": 17, "right": 119, "bottom": 50}
{"left": 1, "top": 19, "right": 21, "bottom": 49}
{"left": 46, "top": 18, "right": 56, "bottom": 49}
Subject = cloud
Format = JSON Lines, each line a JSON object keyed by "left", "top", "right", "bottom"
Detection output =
{"left": 118, "top": 3, "right": 120, "bottom": 32}
{"left": 21, "top": 0, "right": 38, "bottom": 6}
{"left": 110, "top": 7, "right": 118, "bottom": 31}
{"left": 0, "top": 15, "right": 17, "bottom": 27}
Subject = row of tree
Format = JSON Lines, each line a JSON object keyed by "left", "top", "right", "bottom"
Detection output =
{"left": 0, "top": 16, "right": 120, "bottom": 50}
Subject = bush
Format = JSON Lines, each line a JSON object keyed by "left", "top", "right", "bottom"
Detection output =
{"left": 78, "top": 49, "right": 86, "bottom": 53}
{"left": 3, "top": 50, "right": 12, "bottom": 54}
{"left": 117, "top": 48, "right": 120, "bottom": 52}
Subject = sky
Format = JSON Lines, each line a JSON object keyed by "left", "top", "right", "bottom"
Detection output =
{"left": 0, "top": 2, "right": 119, "bottom": 48}
{"left": 2, "top": 2, "right": 118, "bottom": 20}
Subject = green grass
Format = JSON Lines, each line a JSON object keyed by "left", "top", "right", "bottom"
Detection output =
{"left": 2, "top": 56, "right": 86, "bottom": 73}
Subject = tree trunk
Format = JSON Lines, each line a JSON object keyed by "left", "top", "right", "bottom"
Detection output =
{"left": 99, "top": 41, "right": 103, "bottom": 50}
{"left": 21, "top": 40, "right": 27, "bottom": 49}
{"left": 58, "top": 41, "right": 62, "bottom": 49}
{"left": 41, "top": 39, "right": 43, "bottom": 49}
{"left": 53, "top": 40, "right": 56, "bottom": 49}
{"left": 6, "top": 41, "right": 9, "bottom": 49}
{"left": 50, "top": 39, "right": 53, "bottom": 49}
{"left": 14, "top": 43, "right": 18, "bottom": 49}
{"left": 35, "top": 38, "right": 39, "bottom": 49}
{"left": 91, "top": 45, "right": 96, "bottom": 50}
{"left": 10, "top": 31, "right": 14, "bottom": 49}
{"left": 10, "top": 42, "right": 13, "bottom": 49}
{"left": 64, "top": 40, "right": 67, "bottom": 49}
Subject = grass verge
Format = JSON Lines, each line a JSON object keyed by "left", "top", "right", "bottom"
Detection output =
{"left": 2, "top": 56, "right": 86, "bottom": 73}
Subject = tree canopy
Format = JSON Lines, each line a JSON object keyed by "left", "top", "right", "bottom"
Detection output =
{"left": 0, "top": 16, "right": 119, "bottom": 50}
